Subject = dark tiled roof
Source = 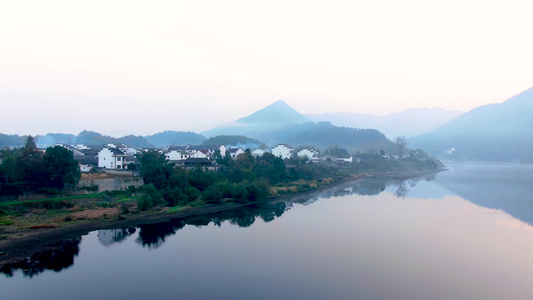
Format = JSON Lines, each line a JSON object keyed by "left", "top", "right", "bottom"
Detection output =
{"left": 75, "top": 156, "right": 98, "bottom": 164}
{"left": 85, "top": 145, "right": 105, "bottom": 150}
{"left": 228, "top": 148, "right": 243, "bottom": 153}
{"left": 188, "top": 145, "right": 220, "bottom": 151}
{"left": 183, "top": 158, "right": 212, "bottom": 165}
{"left": 108, "top": 148, "right": 126, "bottom": 156}
{"left": 80, "top": 149, "right": 100, "bottom": 156}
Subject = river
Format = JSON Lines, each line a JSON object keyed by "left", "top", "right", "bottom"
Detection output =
{"left": 2, "top": 162, "right": 533, "bottom": 299}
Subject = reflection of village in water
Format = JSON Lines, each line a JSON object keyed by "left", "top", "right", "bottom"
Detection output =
{"left": 0, "top": 176, "right": 434, "bottom": 277}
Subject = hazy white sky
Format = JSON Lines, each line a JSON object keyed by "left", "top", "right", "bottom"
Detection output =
{"left": 1, "top": 0, "right": 532, "bottom": 136}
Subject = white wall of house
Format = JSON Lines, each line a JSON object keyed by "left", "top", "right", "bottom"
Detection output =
{"left": 98, "top": 148, "right": 126, "bottom": 169}
{"left": 297, "top": 149, "right": 318, "bottom": 160}
{"left": 336, "top": 156, "right": 353, "bottom": 163}
{"left": 272, "top": 144, "right": 293, "bottom": 159}
{"left": 229, "top": 148, "right": 245, "bottom": 158}
{"left": 192, "top": 151, "right": 208, "bottom": 159}
{"left": 98, "top": 148, "right": 114, "bottom": 169}
{"left": 165, "top": 150, "right": 184, "bottom": 161}
{"left": 219, "top": 145, "right": 227, "bottom": 157}
{"left": 79, "top": 164, "right": 94, "bottom": 172}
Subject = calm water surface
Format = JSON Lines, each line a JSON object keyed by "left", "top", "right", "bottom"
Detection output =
{"left": 2, "top": 162, "right": 533, "bottom": 299}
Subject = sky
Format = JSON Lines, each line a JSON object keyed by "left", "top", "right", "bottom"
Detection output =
{"left": 1, "top": 0, "right": 533, "bottom": 137}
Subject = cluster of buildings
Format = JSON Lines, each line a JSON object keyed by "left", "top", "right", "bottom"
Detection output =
{"left": 57, "top": 143, "right": 354, "bottom": 173}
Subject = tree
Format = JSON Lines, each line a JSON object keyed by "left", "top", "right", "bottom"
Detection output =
{"left": 42, "top": 146, "right": 81, "bottom": 189}
{"left": 323, "top": 146, "right": 349, "bottom": 158}
{"left": 17, "top": 136, "right": 45, "bottom": 191}
{"left": 137, "top": 150, "right": 173, "bottom": 189}
{"left": 127, "top": 162, "right": 136, "bottom": 176}
{"left": 395, "top": 136, "right": 408, "bottom": 159}
{"left": 24, "top": 135, "right": 38, "bottom": 152}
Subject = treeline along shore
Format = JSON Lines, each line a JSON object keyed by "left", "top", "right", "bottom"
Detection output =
{"left": 0, "top": 137, "right": 444, "bottom": 269}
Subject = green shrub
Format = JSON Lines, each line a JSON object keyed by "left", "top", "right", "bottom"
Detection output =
{"left": 202, "top": 186, "right": 223, "bottom": 204}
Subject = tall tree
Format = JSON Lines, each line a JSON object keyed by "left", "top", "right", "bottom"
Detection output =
{"left": 137, "top": 150, "right": 174, "bottom": 189}
{"left": 395, "top": 136, "right": 408, "bottom": 159}
{"left": 17, "top": 135, "right": 45, "bottom": 190}
{"left": 42, "top": 146, "right": 81, "bottom": 189}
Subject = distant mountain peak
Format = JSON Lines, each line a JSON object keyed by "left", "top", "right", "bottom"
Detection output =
{"left": 269, "top": 99, "right": 290, "bottom": 107}
{"left": 237, "top": 100, "right": 310, "bottom": 124}
{"left": 202, "top": 100, "right": 311, "bottom": 138}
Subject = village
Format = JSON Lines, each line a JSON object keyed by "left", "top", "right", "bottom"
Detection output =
{"left": 63, "top": 143, "right": 358, "bottom": 174}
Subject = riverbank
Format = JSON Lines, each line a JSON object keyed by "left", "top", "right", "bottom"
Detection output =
{"left": 0, "top": 168, "right": 443, "bottom": 269}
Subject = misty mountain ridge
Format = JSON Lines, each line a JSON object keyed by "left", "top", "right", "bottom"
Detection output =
{"left": 0, "top": 130, "right": 208, "bottom": 149}
{"left": 409, "top": 87, "right": 533, "bottom": 162}
{"left": 145, "top": 131, "right": 206, "bottom": 148}
{"left": 306, "top": 108, "right": 462, "bottom": 138}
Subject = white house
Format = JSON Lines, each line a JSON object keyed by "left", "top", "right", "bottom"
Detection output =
{"left": 166, "top": 150, "right": 186, "bottom": 161}
{"left": 272, "top": 144, "right": 294, "bottom": 160}
{"left": 191, "top": 150, "right": 209, "bottom": 159}
{"left": 98, "top": 148, "right": 129, "bottom": 169}
{"left": 189, "top": 145, "right": 227, "bottom": 159}
{"left": 297, "top": 148, "right": 319, "bottom": 161}
{"left": 228, "top": 148, "right": 245, "bottom": 159}
{"left": 335, "top": 156, "right": 353, "bottom": 163}
{"left": 76, "top": 156, "right": 98, "bottom": 172}
{"left": 218, "top": 145, "right": 227, "bottom": 158}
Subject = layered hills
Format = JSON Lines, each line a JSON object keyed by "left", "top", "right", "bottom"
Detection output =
{"left": 409, "top": 88, "right": 533, "bottom": 163}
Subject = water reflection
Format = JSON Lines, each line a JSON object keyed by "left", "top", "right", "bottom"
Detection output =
{"left": 115, "top": 177, "right": 431, "bottom": 250}
{"left": 8, "top": 165, "right": 532, "bottom": 279}
{"left": 435, "top": 162, "right": 533, "bottom": 225}
{"left": 97, "top": 228, "right": 136, "bottom": 246}
{"left": 0, "top": 177, "right": 403, "bottom": 277}
{"left": 0, "top": 238, "right": 81, "bottom": 278}
{"left": 3, "top": 165, "right": 533, "bottom": 299}
{"left": 135, "top": 201, "right": 287, "bottom": 249}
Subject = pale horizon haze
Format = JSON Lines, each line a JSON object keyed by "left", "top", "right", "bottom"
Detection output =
{"left": 1, "top": 0, "right": 532, "bottom": 137}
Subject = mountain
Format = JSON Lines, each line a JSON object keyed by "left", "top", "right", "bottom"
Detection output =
{"left": 0, "top": 134, "right": 27, "bottom": 148}
{"left": 0, "top": 131, "right": 155, "bottom": 148}
{"left": 144, "top": 131, "right": 206, "bottom": 148}
{"left": 202, "top": 100, "right": 396, "bottom": 153}
{"left": 271, "top": 122, "right": 396, "bottom": 154}
{"left": 409, "top": 88, "right": 533, "bottom": 162}
{"left": 202, "top": 100, "right": 311, "bottom": 138}
{"left": 306, "top": 108, "right": 462, "bottom": 138}
{"left": 201, "top": 135, "right": 267, "bottom": 149}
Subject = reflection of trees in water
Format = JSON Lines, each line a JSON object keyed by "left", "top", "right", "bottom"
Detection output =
{"left": 355, "top": 179, "right": 388, "bottom": 196}
{"left": 0, "top": 174, "right": 438, "bottom": 277}
{"left": 0, "top": 238, "right": 81, "bottom": 278}
{"left": 134, "top": 176, "right": 433, "bottom": 249}
{"left": 386, "top": 175, "right": 438, "bottom": 199}
{"left": 98, "top": 228, "right": 136, "bottom": 247}
{"left": 395, "top": 182, "right": 408, "bottom": 198}
{"left": 135, "top": 202, "right": 287, "bottom": 248}
{"left": 136, "top": 219, "right": 186, "bottom": 249}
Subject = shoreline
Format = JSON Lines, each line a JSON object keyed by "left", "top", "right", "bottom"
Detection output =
{"left": 0, "top": 168, "right": 443, "bottom": 269}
